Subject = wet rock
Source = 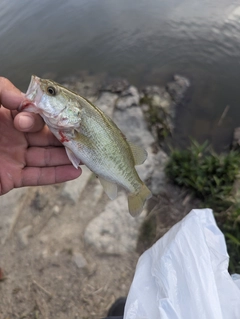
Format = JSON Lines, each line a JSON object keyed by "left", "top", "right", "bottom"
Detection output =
{"left": 84, "top": 193, "right": 146, "bottom": 254}
{"left": 116, "top": 86, "right": 140, "bottom": 109}
{"left": 101, "top": 78, "right": 130, "bottom": 94}
{"left": 142, "top": 86, "right": 172, "bottom": 109}
{"left": 61, "top": 73, "right": 105, "bottom": 98}
{"left": 141, "top": 76, "right": 190, "bottom": 141}
{"left": 166, "top": 74, "right": 190, "bottom": 103}
{"left": 141, "top": 84, "right": 174, "bottom": 142}
{"left": 232, "top": 127, "right": 240, "bottom": 150}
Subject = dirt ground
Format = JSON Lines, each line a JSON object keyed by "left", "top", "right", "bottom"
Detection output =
{"left": 0, "top": 180, "right": 199, "bottom": 319}
{"left": 0, "top": 180, "right": 139, "bottom": 319}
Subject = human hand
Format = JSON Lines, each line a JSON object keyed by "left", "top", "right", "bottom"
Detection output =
{"left": 0, "top": 77, "right": 82, "bottom": 195}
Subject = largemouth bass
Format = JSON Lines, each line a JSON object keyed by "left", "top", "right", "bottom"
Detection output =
{"left": 20, "top": 75, "right": 152, "bottom": 216}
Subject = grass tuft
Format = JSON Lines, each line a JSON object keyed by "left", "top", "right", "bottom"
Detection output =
{"left": 165, "top": 140, "right": 240, "bottom": 273}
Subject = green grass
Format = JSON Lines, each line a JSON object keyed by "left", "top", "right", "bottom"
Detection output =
{"left": 165, "top": 140, "right": 240, "bottom": 272}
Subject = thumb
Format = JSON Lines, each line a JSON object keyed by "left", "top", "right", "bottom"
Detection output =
{"left": 14, "top": 112, "right": 45, "bottom": 132}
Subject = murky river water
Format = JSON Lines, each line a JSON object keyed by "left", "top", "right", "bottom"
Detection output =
{"left": 1, "top": 0, "right": 240, "bottom": 150}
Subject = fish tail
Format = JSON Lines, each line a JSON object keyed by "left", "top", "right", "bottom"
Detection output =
{"left": 128, "top": 184, "right": 152, "bottom": 217}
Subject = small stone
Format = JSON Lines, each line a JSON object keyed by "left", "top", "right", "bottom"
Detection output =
{"left": 73, "top": 253, "right": 88, "bottom": 269}
{"left": 18, "top": 225, "right": 32, "bottom": 248}
{"left": 52, "top": 205, "right": 60, "bottom": 215}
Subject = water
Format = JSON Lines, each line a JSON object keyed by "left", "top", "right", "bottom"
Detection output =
{"left": 1, "top": 0, "right": 240, "bottom": 151}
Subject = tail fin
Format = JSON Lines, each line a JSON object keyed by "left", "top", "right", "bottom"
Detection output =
{"left": 128, "top": 184, "right": 152, "bottom": 217}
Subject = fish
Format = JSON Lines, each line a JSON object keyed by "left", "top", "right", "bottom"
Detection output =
{"left": 20, "top": 75, "right": 152, "bottom": 216}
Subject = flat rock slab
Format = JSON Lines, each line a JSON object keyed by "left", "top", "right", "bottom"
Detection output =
{"left": 84, "top": 192, "right": 147, "bottom": 254}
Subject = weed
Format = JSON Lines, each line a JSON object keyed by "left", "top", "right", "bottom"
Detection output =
{"left": 165, "top": 140, "right": 240, "bottom": 272}
{"left": 140, "top": 96, "right": 172, "bottom": 142}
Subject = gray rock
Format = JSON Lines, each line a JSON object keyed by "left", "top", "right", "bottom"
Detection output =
{"left": 73, "top": 253, "right": 88, "bottom": 269}
{"left": 142, "top": 85, "right": 172, "bottom": 110}
{"left": 116, "top": 86, "right": 140, "bottom": 110}
{"left": 136, "top": 146, "right": 155, "bottom": 182}
{"left": 142, "top": 85, "right": 164, "bottom": 96}
{"left": 136, "top": 148, "right": 169, "bottom": 195}
{"left": 84, "top": 193, "right": 146, "bottom": 254}
{"left": 151, "top": 93, "right": 172, "bottom": 109}
{"left": 101, "top": 78, "right": 130, "bottom": 93}
{"left": 95, "top": 92, "right": 118, "bottom": 117}
{"left": 150, "top": 150, "right": 169, "bottom": 195}
{"left": 232, "top": 127, "right": 240, "bottom": 150}
{"left": 166, "top": 74, "right": 190, "bottom": 103}
{"left": 61, "top": 72, "right": 106, "bottom": 98}
{"left": 141, "top": 77, "right": 190, "bottom": 139}
{"left": 113, "top": 106, "right": 155, "bottom": 149}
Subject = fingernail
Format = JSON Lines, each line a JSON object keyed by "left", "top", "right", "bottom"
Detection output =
{"left": 18, "top": 114, "right": 34, "bottom": 130}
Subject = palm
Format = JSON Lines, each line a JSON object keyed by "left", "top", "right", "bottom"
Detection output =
{"left": 0, "top": 107, "right": 81, "bottom": 195}
{"left": 0, "top": 108, "right": 26, "bottom": 194}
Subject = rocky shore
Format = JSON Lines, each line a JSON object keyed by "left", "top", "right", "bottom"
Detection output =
{"left": 0, "top": 73, "right": 193, "bottom": 319}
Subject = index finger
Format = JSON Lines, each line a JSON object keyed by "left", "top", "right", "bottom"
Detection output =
{"left": 0, "top": 77, "right": 24, "bottom": 110}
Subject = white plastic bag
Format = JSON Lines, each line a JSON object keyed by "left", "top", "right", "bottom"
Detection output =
{"left": 124, "top": 209, "right": 240, "bottom": 319}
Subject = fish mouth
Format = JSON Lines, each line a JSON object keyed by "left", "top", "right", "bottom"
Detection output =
{"left": 26, "top": 75, "right": 40, "bottom": 97}
{"left": 18, "top": 75, "right": 43, "bottom": 113}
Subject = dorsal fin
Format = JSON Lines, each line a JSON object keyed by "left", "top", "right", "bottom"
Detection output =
{"left": 128, "top": 141, "right": 148, "bottom": 165}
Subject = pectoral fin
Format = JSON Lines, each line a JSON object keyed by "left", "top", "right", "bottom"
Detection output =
{"left": 99, "top": 177, "right": 118, "bottom": 200}
{"left": 128, "top": 142, "right": 148, "bottom": 165}
{"left": 65, "top": 147, "right": 81, "bottom": 169}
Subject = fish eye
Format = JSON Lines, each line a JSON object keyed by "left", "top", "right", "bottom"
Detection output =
{"left": 47, "top": 86, "right": 56, "bottom": 96}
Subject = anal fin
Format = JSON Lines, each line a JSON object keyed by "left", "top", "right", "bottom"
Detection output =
{"left": 99, "top": 177, "right": 118, "bottom": 200}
